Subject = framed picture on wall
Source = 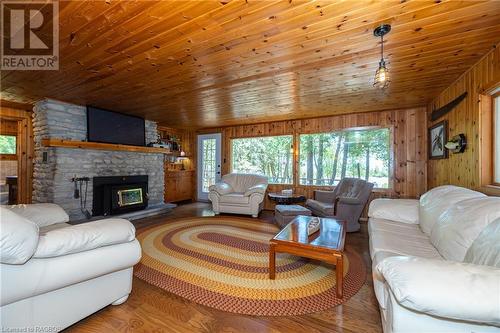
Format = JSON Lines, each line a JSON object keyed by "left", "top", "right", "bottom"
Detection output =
{"left": 428, "top": 120, "right": 448, "bottom": 159}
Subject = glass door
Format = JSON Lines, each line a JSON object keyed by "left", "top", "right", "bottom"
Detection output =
{"left": 197, "top": 133, "right": 222, "bottom": 201}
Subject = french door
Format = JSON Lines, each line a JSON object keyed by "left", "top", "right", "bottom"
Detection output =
{"left": 197, "top": 133, "right": 222, "bottom": 201}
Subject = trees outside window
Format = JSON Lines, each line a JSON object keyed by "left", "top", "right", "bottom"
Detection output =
{"left": 231, "top": 135, "right": 293, "bottom": 184}
{"left": 0, "top": 135, "right": 16, "bottom": 155}
{"left": 299, "top": 128, "right": 391, "bottom": 188}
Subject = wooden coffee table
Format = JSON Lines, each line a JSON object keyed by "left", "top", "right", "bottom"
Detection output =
{"left": 268, "top": 192, "right": 306, "bottom": 205}
{"left": 269, "top": 215, "right": 346, "bottom": 298}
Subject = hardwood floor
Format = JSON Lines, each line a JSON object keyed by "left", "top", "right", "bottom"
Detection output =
{"left": 66, "top": 202, "right": 382, "bottom": 333}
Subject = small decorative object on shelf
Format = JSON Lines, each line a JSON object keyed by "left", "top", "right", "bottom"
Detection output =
{"left": 307, "top": 217, "right": 321, "bottom": 235}
{"left": 281, "top": 189, "right": 293, "bottom": 195}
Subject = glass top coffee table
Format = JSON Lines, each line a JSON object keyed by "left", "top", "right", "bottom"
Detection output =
{"left": 269, "top": 215, "right": 346, "bottom": 298}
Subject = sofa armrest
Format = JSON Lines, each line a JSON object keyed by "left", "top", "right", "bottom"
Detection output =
{"left": 244, "top": 184, "right": 267, "bottom": 196}
{"left": 377, "top": 256, "right": 500, "bottom": 326}
{"left": 314, "top": 190, "right": 335, "bottom": 203}
{"left": 34, "top": 218, "right": 136, "bottom": 258}
{"left": 6, "top": 203, "right": 69, "bottom": 227}
{"left": 368, "top": 198, "right": 419, "bottom": 224}
{"left": 0, "top": 207, "right": 39, "bottom": 265}
{"left": 337, "top": 196, "right": 362, "bottom": 205}
{"left": 209, "top": 182, "right": 234, "bottom": 195}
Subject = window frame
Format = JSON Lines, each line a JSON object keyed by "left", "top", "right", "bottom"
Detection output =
{"left": 479, "top": 82, "right": 500, "bottom": 195}
{"left": 493, "top": 91, "right": 500, "bottom": 186}
{"left": 297, "top": 126, "right": 394, "bottom": 190}
{"left": 230, "top": 134, "right": 294, "bottom": 185}
{"left": 0, "top": 134, "right": 17, "bottom": 160}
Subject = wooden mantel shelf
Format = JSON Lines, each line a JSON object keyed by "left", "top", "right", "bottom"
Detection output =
{"left": 41, "top": 138, "right": 172, "bottom": 154}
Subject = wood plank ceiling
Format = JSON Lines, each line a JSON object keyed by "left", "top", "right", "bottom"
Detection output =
{"left": 1, "top": 0, "right": 500, "bottom": 128}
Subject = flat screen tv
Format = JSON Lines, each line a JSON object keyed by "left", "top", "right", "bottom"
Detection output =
{"left": 87, "top": 106, "right": 145, "bottom": 146}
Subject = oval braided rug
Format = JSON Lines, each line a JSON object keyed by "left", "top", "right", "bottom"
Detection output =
{"left": 134, "top": 216, "right": 366, "bottom": 316}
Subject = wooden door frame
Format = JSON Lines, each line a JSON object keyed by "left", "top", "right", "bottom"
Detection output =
{"left": 0, "top": 106, "right": 34, "bottom": 203}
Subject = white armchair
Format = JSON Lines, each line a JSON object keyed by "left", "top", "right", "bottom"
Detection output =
{"left": 0, "top": 204, "right": 141, "bottom": 331}
{"left": 208, "top": 173, "right": 268, "bottom": 218}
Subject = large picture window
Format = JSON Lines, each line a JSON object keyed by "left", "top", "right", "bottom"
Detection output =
{"left": 299, "top": 128, "right": 391, "bottom": 188}
{"left": 231, "top": 135, "right": 293, "bottom": 184}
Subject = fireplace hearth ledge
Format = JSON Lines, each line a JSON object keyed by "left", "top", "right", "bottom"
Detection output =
{"left": 70, "top": 202, "right": 176, "bottom": 224}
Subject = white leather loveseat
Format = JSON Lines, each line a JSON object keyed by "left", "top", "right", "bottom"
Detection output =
{"left": 0, "top": 203, "right": 141, "bottom": 331}
{"left": 367, "top": 185, "right": 500, "bottom": 333}
{"left": 208, "top": 173, "right": 268, "bottom": 218}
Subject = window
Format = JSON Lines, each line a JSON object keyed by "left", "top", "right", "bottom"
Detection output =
{"left": 231, "top": 135, "right": 293, "bottom": 184}
{"left": 299, "top": 128, "right": 391, "bottom": 188}
{"left": 0, "top": 135, "right": 16, "bottom": 155}
{"left": 494, "top": 94, "right": 500, "bottom": 184}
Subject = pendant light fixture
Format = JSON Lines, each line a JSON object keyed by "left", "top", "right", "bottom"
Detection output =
{"left": 373, "top": 24, "right": 391, "bottom": 89}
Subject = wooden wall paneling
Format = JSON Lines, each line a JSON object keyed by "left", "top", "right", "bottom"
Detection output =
{"left": 199, "top": 107, "right": 427, "bottom": 215}
{"left": 427, "top": 44, "right": 500, "bottom": 195}
{"left": 0, "top": 106, "right": 34, "bottom": 203}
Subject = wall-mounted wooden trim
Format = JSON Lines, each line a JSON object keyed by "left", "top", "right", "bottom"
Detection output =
{"left": 0, "top": 154, "right": 17, "bottom": 161}
{"left": 479, "top": 93, "right": 493, "bottom": 188}
{"left": 42, "top": 138, "right": 172, "bottom": 154}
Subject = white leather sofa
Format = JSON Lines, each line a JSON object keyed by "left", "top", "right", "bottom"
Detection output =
{"left": 0, "top": 203, "right": 141, "bottom": 331}
{"left": 367, "top": 185, "right": 500, "bottom": 333}
{"left": 208, "top": 173, "right": 268, "bottom": 218}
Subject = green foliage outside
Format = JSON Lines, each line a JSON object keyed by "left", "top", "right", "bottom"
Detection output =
{"left": 232, "top": 135, "right": 293, "bottom": 184}
{"left": 299, "top": 128, "right": 390, "bottom": 188}
{"left": 0, "top": 135, "right": 16, "bottom": 154}
{"left": 230, "top": 128, "right": 391, "bottom": 188}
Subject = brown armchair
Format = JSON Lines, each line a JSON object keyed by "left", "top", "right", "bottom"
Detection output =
{"left": 305, "top": 178, "right": 374, "bottom": 232}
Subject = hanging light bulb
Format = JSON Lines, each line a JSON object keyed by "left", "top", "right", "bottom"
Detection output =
{"left": 373, "top": 24, "right": 391, "bottom": 89}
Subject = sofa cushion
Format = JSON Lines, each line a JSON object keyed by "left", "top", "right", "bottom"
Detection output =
{"left": 378, "top": 256, "right": 500, "bottom": 326}
{"left": 222, "top": 173, "right": 268, "bottom": 193}
{"left": 419, "top": 185, "right": 485, "bottom": 235}
{"left": 0, "top": 207, "right": 39, "bottom": 264}
{"left": 368, "top": 199, "right": 419, "bottom": 224}
{"left": 464, "top": 218, "right": 500, "bottom": 268}
{"left": 305, "top": 199, "right": 335, "bottom": 215}
{"left": 431, "top": 197, "right": 500, "bottom": 262}
{"left": 6, "top": 203, "right": 69, "bottom": 227}
{"left": 34, "top": 218, "right": 136, "bottom": 258}
{"left": 219, "top": 193, "right": 250, "bottom": 205}
{"left": 368, "top": 218, "right": 441, "bottom": 260}
{"left": 368, "top": 218, "right": 428, "bottom": 240}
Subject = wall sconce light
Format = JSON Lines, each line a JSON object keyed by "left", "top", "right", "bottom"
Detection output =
{"left": 290, "top": 144, "right": 294, "bottom": 154}
{"left": 445, "top": 134, "right": 467, "bottom": 153}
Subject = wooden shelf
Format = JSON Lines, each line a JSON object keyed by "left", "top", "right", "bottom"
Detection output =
{"left": 41, "top": 138, "right": 172, "bottom": 154}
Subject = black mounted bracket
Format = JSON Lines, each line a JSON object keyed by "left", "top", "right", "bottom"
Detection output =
{"left": 431, "top": 92, "right": 467, "bottom": 121}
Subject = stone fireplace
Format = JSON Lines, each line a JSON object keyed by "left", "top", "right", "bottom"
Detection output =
{"left": 32, "top": 99, "right": 164, "bottom": 220}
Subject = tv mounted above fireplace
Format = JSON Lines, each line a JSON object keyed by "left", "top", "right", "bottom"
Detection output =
{"left": 87, "top": 106, "right": 145, "bottom": 146}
